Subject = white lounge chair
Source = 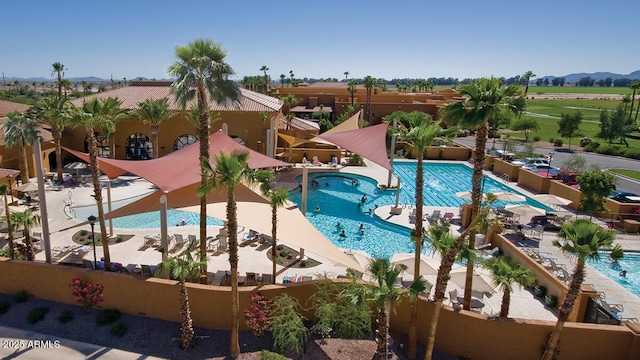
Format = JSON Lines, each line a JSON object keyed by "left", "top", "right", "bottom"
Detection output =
{"left": 449, "top": 289, "right": 462, "bottom": 307}
{"left": 480, "top": 247, "right": 500, "bottom": 260}
{"left": 600, "top": 300, "right": 638, "bottom": 323}
{"left": 531, "top": 224, "right": 544, "bottom": 240}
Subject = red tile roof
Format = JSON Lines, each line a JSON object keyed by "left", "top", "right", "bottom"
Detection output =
{"left": 0, "top": 100, "right": 30, "bottom": 116}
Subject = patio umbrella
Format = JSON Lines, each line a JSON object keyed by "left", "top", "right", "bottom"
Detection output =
{"left": 64, "top": 161, "right": 89, "bottom": 175}
{"left": 455, "top": 191, "right": 487, "bottom": 201}
{"left": 390, "top": 253, "right": 441, "bottom": 277}
{"left": 531, "top": 194, "right": 572, "bottom": 207}
{"left": 504, "top": 204, "right": 546, "bottom": 222}
{"left": 344, "top": 249, "right": 373, "bottom": 270}
{"left": 449, "top": 268, "right": 496, "bottom": 294}
{"left": 492, "top": 191, "right": 526, "bottom": 202}
{"left": 16, "top": 182, "right": 39, "bottom": 193}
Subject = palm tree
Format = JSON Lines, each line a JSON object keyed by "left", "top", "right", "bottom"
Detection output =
{"left": 279, "top": 74, "right": 286, "bottom": 87}
{"left": 133, "top": 98, "right": 172, "bottom": 159}
{"left": 364, "top": 76, "right": 376, "bottom": 124}
{"left": 260, "top": 65, "right": 269, "bottom": 94}
{"left": 344, "top": 71, "right": 350, "bottom": 81}
{"left": 51, "top": 62, "right": 65, "bottom": 97}
{"left": 541, "top": 220, "right": 615, "bottom": 360}
{"left": 155, "top": 251, "right": 206, "bottom": 349}
{"left": 199, "top": 150, "right": 271, "bottom": 359}
{"left": 439, "top": 77, "right": 525, "bottom": 310}
{"left": 10, "top": 209, "right": 41, "bottom": 261}
{"left": 628, "top": 80, "right": 640, "bottom": 124}
{"left": 522, "top": 70, "right": 536, "bottom": 96}
{"left": 344, "top": 258, "right": 425, "bottom": 360}
{"left": 71, "top": 98, "right": 124, "bottom": 271}
{"left": 391, "top": 112, "right": 441, "bottom": 357}
{"left": 1, "top": 111, "right": 40, "bottom": 184}
{"left": 33, "top": 96, "right": 72, "bottom": 182}
{"left": 482, "top": 256, "right": 535, "bottom": 317}
{"left": 168, "top": 38, "right": 241, "bottom": 280}
{"left": 280, "top": 94, "right": 300, "bottom": 131}
{"left": 347, "top": 80, "right": 358, "bottom": 106}
{"left": 0, "top": 183, "right": 16, "bottom": 259}
{"left": 260, "top": 181, "right": 289, "bottom": 284}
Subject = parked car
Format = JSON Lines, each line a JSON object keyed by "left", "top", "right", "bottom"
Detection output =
{"left": 512, "top": 157, "right": 550, "bottom": 167}
{"left": 609, "top": 191, "right": 640, "bottom": 203}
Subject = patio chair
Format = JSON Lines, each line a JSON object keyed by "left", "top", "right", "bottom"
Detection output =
{"left": 245, "top": 272, "right": 258, "bottom": 286}
{"left": 82, "top": 259, "right": 94, "bottom": 269}
{"left": 530, "top": 225, "right": 544, "bottom": 240}
{"left": 479, "top": 247, "right": 500, "bottom": 260}
{"left": 187, "top": 235, "right": 198, "bottom": 251}
{"left": 218, "top": 236, "right": 228, "bottom": 252}
{"left": 429, "top": 210, "right": 442, "bottom": 223}
{"left": 449, "top": 289, "right": 462, "bottom": 307}
{"left": 408, "top": 208, "right": 417, "bottom": 223}
{"left": 141, "top": 265, "right": 154, "bottom": 277}
{"left": 261, "top": 273, "right": 273, "bottom": 285}
{"left": 442, "top": 212, "right": 454, "bottom": 223}
{"left": 600, "top": 300, "right": 638, "bottom": 322}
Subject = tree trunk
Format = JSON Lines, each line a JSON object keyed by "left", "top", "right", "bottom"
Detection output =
{"left": 197, "top": 80, "right": 209, "bottom": 283}
{"left": 271, "top": 205, "right": 277, "bottom": 283}
{"left": 228, "top": 188, "right": 240, "bottom": 358}
{"left": 151, "top": 125, "right": 159, "bottom": 159}
{"left": 24, "top": 231, "right": 34, "bottom": 261}
{"left": 179, "top": 280, "right": 195, "bottom": 349}
{"left": 18, "top": 136, "right": 29, "bottom": 184}
{"left": 88, "top": 131, "right": 111, "bottom": 271}
{"left": 541, "top": 258, "right": 585, "bottom": 360}
{"left": 374, "top": 307, "right": 388, "bottom": 360}
{"left": 424, "top": 298, "right": 444, "bottom": 360}
{"left": 3, "top": 195, "right": 14, "bottom": 259}
{"left": 53, "top": 130, "right": 63, "bottom": 183}
{"left": 407, "top": 153, "right": 424, "bottom": 358}
{"left": 500, "top": 289, "right": 511, "bottom": 318}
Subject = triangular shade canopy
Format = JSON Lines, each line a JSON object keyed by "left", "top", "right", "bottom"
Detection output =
{"left": 62, "top": 131, "right": 288, "bottom": 192}
{"left": 318, "top": 122, "right": 392, "bottom": 171}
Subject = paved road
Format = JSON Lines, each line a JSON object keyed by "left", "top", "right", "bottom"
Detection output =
{"left": 454, "top": 138, "right": 640, "bottom": 194}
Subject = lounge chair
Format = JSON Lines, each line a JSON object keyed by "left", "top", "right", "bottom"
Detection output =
{"left": 245, "top": 272, "right": 258, "bottom": 286}
{"left": 312, "top": 156, "right": 321, "bottom": 166}
{"left": 599, "top": 300, "right": 638, "bottom": 322}
{"left": 429, "top": 210, "right": 442, "bottom": 223}
{"left": 218, "top": 236, "right": 228, "bottom": 252}
{"left": 530, "top": 225, "right": 544, "bottom": 240}
{"left": 261, "top": 273, "right": 273, "bottom": 285}
{"left": 442, "top": 212, "right": 454, "bottom": 223}
{"left": 141, "top": 265, "right": 154, "bottom": 277}
{"left": 187, "top": 235, "right": 198, "bottom": 251}
{"left": 408, "top": 208, "right": 417, "bottom": 223}
{"left": 479, "top": 247, "right": 500, "bottom": 260}
{"left": 206, "top": 237, "right": 218, "bottom": 252}
{"left": 449, "top": 289, "right": 462, "bottom": 307}
{"left": 82, "top": 259, "right": 94, "bottom": 269}
{"left": 45, "top": 178, "right": 63, "bottom": 191}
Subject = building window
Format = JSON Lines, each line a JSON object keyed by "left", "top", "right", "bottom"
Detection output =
{"left": 174, "top": 134, "right": 197, "bottom": 151}
{"left": 125, "top": 133, "right": 151, "bottom": 160}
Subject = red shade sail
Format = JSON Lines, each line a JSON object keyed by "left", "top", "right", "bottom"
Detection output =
{"left": 318, "top": 122, "right": 392, "bottom": 171}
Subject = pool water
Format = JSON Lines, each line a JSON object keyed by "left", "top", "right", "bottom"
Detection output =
{"left": 289, "top": 162, "right": 549, "bottom": 259}
{"left": 73, "top": 195, "right": 223, "bottom": 229}
{"left": 588, "top": 252, "right": 640, "bottom": 298}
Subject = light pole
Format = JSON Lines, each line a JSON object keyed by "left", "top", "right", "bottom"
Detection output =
{"left": 546, "top": 151, "right": 554, "bottom": 178}
{"left": 88, "top": 215, "right": 97, "bottom": 270}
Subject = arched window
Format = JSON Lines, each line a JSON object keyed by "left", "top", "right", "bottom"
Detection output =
{"left": 125, "top": 133, "right": 151, "bottom": 160}
{"left": 173, "top": 134, "right": 197, "bottom": 151}
{"left": 230, "top": 135, "right": 246, "bottom": 146}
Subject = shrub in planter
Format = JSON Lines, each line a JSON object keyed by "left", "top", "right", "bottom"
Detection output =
{"left": 110, "top": 322, "right": 128, "bottom": 337}
{"left": 58, "top": 310, "right": 75, "bottom": 324}
{"left": 545, "top": 295, "right": 558, "bottom": 307}
{"left": 534, "top": 285, "right": 547, "bottom": 298}
{"left": 261, "top": 350, "right": 287, "bottom": 360}
{"left": 0, "top": 301, "right": 11, "bottom": 314}
{"left": 28, "top": 307, "right": 50, "bottom": 324}
{"left": 14, "top": 290, "right": 29, "bottom": 303}
{"left": 96, "top": 309, "right": 122, "bottom": 326}
{"left": 533, "top": 136, "right": 541, "bottom": 142}
{"left": 583, "top": 141, "right": 600, "bottom": 152}
{"left": 579, "top": 137, "right": 593, "bottom": 147}
{"left": 553, "top": 139, "right": 563, "bottom": 147}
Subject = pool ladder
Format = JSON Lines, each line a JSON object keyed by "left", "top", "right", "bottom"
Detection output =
{"left": 502, "top": 174, "right": 510, "bottom": 182}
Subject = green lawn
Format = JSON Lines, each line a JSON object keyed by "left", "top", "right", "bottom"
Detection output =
{"left": 528, "top": 86, "right": 632, "bottom": 95}
{"left": 608, "top": 169, "right": 640, "bottom": 181}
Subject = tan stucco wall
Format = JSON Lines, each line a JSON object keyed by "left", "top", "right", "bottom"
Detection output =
{"left": 492, "top": 158, "right": 522, "bottom": 181}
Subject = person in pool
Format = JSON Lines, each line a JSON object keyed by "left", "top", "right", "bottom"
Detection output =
{"left": 336, "top": 221, "right": 342, "bottom": 228}
{"left": 339, "top": 229, "right": 346, "bottom": 237}
{"left": 315, "top": 206, "right": 321, "bottom": 213}
{"left": 619, "top": 270, "right": 627, "bottom": 278}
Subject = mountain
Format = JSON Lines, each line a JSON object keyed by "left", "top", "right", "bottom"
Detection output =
{"left": 539, "top": 71, "right": 640, "bottom": 83}
{"left": 2, "top": 76, "right": 168, "bottom": 83}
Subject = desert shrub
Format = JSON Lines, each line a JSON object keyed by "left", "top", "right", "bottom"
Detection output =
{"left": 533, "top": 136, "right": 541, "bottom": 142}
{"left": 348, "top": 153, "right": 364, "bottom": 166}
{"left": 549, "top": 137, "right": 555, "bottom": 143}
{"left": 597, "top": 144, "right": 623, "bottom": 156}
{"left": 96, "top": 309, "right": 121, "bottom": 326}
{"left": 27, "top": 307, "right": 50, "bottom": 324}
{"left": 116, "top": 235, "right": 124, "bottom": 243}
{"left": 456, "top": 129, "right": 470, "bottom": 137}
{"left": 0, "top": 301, "right": 11, "bottom": 314}
{"left": 270, "top": 294, "right": 308, "bottom": 355}
{"left": 583, "top": 141, "right": 600, "bottom": 152}
{"left": 579, "top": 137, "right": 593, "bottom": 147}
{"left": 299, "top": 259, "right": 310, "bottom": 268}
{"left": 622, "top": 148, "right": 640, "bottom": 160}
{"left": 261, "top": 350, "right": 287, "bottom": 360}
{"left": 14, "top": 290, "right": 29, "bottom": 303}
{"left": 110, "top": 322, "right": 128, "bottom": 337}
{"left": 279, "top": 250, "right": 291, "bottom": 258}
{"left": 58, "top": 310, "right": 75, "bottom": 324}
{"left": 0, "top": 247, "right": 23, "bottom": 259}
{"left": 553, "top": 138, "right": 563, "bottom": 147}
{"left": 276, "top": 244, "right": 284, "bottom": 251}
{"left": 79, "top": 230, "right": 88, "bottom": 236}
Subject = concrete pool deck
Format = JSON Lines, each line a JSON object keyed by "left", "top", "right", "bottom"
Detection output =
{"left": 21, "top": 158, "right": 640, "bottom": 322}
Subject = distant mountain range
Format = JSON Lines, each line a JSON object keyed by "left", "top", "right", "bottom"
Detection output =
{"left": 538, "top": 71, "right": 640, "bottom": 83}
{"left": 1, "top": 76, "right": 168, "bottom": 83}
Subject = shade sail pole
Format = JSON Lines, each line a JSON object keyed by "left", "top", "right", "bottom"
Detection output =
{"left": 301, "top": 165, "right": 308, "bottom": 215}
{"left": 160, "top": 194, "right": 168, "bottom": 264}
{"left": 33, "top": 139, "right": 52, "bottom": 263}
{"left": 107, "top": 179, "right": 113, "bottom": 236}
{"left": 387, "top": 119, "right": 397, "bottom": 188}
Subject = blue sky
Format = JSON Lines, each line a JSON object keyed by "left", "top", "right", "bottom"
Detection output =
{"left": 3, "top": 0, "right": 639, "bottom": 81}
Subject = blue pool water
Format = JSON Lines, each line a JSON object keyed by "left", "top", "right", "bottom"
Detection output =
{"left": 73, "top": 195, "right": 223, "bottom": 229}
{"left": 289, "top": 162, "right": 550, "bottom": 259}
{"left": 588, "top": 252, "right": 640, "bottom": 298}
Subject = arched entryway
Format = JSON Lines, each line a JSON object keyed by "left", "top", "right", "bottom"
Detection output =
{"left": 230, "top": 135, "right": 246, "bottom": 146}
{"left": 173, "top": 134, "right": 197, "bottom": 151}
{"left": 126, "top": 133, "right": 151, "bottom": 160}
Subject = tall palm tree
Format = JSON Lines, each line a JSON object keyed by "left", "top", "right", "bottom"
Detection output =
{"left": 168, "top": 38, "right": 241, "bottom": 280}
{"left": 0, "top": 183, "right": 15, "bottom": 259}
{"left": 279, "top": 74, "right": 286, "bottom": 87}
{"left": 347, "top": 80, "right": 358, "bottom": 106}
{"left": 391, "top": 112, "right": 441, "bottom": 358}
{"left": 10, "top": 209, "right": 41, "bottom": 261}
{"left": 199, "top": 150, "right": 271, "bottom": 359}
{"left": 522, "top": 70, "right": 536, "bottom": 96}
{"left": 364, "top": 76, "right": 376, "bottom": 124}
{"left": 155, "top": 251, "right": 206, "bottom": 349}
{"left": 33, "top": 96, "right": 72, "bottom": 182}
{"left": 343, "top": 258, "right": 425, "bottom": 360}
{"left": 1, "top": 111, "right": 40, "bottom": 184}
{"left": 280, "top": 94, "right": 300, "bottom": 131}
{"left": 628, "top": 80, "right": 640, "bottom": 124}
{"left": 344, "top": 71, "right": 350, "bottom": 81}
{"left": 439, "top": 77, "right": 525, "bottom": 310}
{"left": 260, "top": 65, "right": 269, "bottom": 94}
{"left": 133, "top": 98, "right": 172, "bottom": 159}
{"left": 71, "top": 98, "right": 124, "bottom": 271}
{"left": 482, "top": 256, "right": 535, "bottom": 317}
{"left": 541, "top": 220, "right": 615, "bottom": 360}
{"left": 51, "top": 62, "right": 65, "bottom": 97}
{"left": 260, "top": 181, "right": 289, "bottom": 284}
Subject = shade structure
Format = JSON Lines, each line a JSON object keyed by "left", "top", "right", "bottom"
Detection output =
{"left": 504, "top": 204, "right": 546, "bottom": 221}
{"left": 63, "top": 161, "right": 89, "bottom": 175}
{"left": 455, "top": 191, "right": 487, "bottom": 201}
{"left": 15, "top": 182, "right": 39, "bottom": 193}
{"left": 390, "top": 253, "right": 441, "bottom": 277}
{"left": 492, "top": 191, "right": 526, "bottom": 202}
{"left": 449, "top": 268, "right": 496, "bottom": 294}
{"left": 531, "top": 194, "right": 572, "bottom": 207}
{"left": 318, "top": 122, "right": 392, "bottom": 171}
{"left": 344, "top": 249, "right": 373, "bottom": 270}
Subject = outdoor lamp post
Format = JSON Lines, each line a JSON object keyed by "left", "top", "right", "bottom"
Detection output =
{"left": 546, "top": 151, "right": 555, "bottom": 178}
{"left": 88, "top": 215, "right": 97, "bottom": 270}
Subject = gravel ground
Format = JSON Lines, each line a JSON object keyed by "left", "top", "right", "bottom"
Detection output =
{"left": 0, "top": 293, "right": 458, "bottom": 359}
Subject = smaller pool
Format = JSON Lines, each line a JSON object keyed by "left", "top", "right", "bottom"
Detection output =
{"left": 588, "top": 252, "right": 640, "bottom": 299}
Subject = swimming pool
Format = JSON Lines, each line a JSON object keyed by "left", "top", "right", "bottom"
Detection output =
{"left": 73, "top": 196, "right": 223, "bottom": 229}
{"left": 289, "top": 162, "right": 549, "bottom": 259}
{"left": 588, "top": 252, "right": 640, "bottom": 298}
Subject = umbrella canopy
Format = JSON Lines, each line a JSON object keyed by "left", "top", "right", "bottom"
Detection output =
{"left": 344, "top": 249, "right": 373, "bottom": 270}
{"left": 449, "top": 268, "right": 496, "bottom": 294}
{"left": 15, "top": 182, "right": 39, "bottom": 193}
{"left": 492, "top": 191, "right": 526, "bottom": 202}
{"left": 390, "top": 253, "right": 441, "bottom": 277}
{"left": 64, "top": 161, "right": 89, "bottom": 175}
{"left": 455, "top": 191, "right": 487, "bottom": 201}
{"left": 531, "top": 194, "right": 572, "bottom": 206}
{"left": 504, "top": 204, "right": 546, "bottom": 221}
